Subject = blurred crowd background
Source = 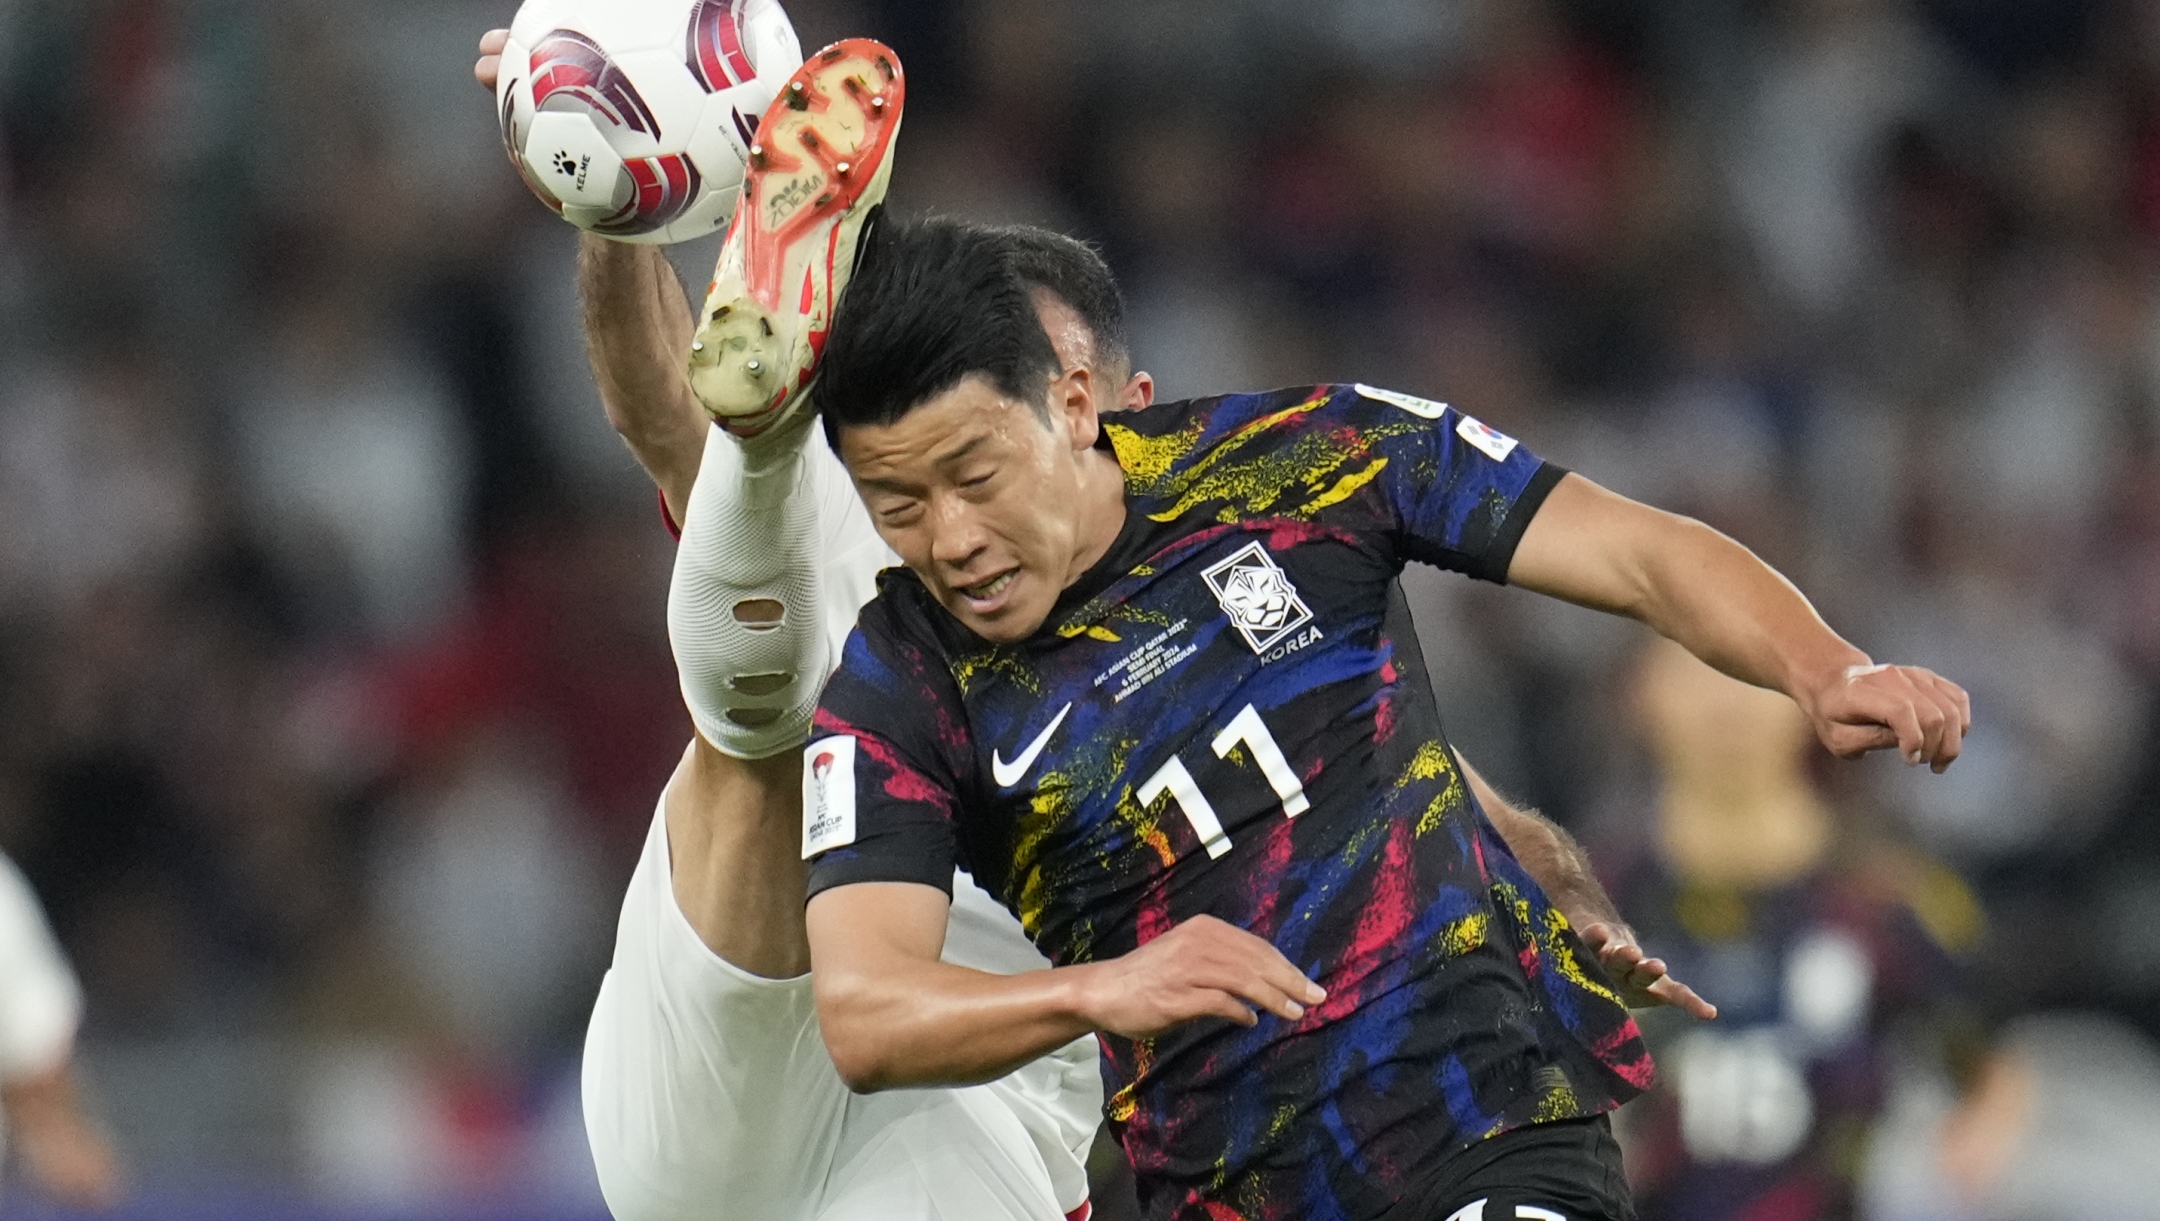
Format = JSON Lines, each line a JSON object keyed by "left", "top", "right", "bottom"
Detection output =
{"left": 3, "top": 0, "right": 2159, "bottom": 1217}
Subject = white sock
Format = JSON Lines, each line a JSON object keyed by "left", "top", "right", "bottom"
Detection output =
{"left": 668, "top": 417, "right": 827, "bottom": 759}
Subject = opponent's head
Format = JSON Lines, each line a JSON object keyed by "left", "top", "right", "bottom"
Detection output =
{"left": 989, "top": 224, "right": 1150, "bottom": 412}
{"left": 818, "top": 216, "right": 1131, "bottom": 643}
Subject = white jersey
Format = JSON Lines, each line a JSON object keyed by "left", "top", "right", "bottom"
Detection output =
{"left": 0, "top": 851, "right": 83, "bottom": 1176}
{"left": 582, "top": 429, "right": 1101, "bottom": 1221}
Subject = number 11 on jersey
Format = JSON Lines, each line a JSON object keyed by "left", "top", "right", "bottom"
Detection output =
{"left": 1137, "top": 704, "right": 1310, "bottom": 860}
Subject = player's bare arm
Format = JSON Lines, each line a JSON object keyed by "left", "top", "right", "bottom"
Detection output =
{"left": 1464, "top": 757, "right": 1717, "bottom": 1021}
{"left": 476, "top": 30, "right": 707, "bottom": 523}
{"left": 806, "top": 881, "right": 1325, "bottom": 1092}
{"left": 576, "top": 236, "right": 709, "bottom": 523}
{"left": 1508, "top": 474, "right": 1971, "bottom": 772}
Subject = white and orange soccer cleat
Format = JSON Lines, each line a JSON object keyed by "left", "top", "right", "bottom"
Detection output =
{"left": 686, "top": 38, "right": 904, "bottom": 439}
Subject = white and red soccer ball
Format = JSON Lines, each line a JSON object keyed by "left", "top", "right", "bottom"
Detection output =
{"left": 495, "top": 0, "right": 802, "bottom": 244}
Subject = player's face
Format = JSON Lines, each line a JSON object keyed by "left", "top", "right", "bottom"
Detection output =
{"left": 838, "top": 372, "right": 1109, "bottom": 643}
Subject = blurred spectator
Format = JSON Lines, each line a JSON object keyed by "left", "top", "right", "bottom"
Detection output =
{"left": 0, "top": 851, "right": 123, "bottom": 1210}
{"left": 1607, "top": 640, "right": 1978, "bottom": 1221}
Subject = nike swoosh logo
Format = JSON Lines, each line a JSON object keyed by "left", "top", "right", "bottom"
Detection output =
{"left": 991, "top": 703, "right": 1073, "bottom": 788}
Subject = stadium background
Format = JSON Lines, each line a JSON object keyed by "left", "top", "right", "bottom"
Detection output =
{"left": 4, "top": 0, "right": 2160, "bottom": 1216}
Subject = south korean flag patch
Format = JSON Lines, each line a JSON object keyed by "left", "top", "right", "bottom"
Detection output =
{"left": 1453, "top": 414, "right": 1520, "bottom": 462}
{"left": 801, "top": 735, "right": 858, "bottom": 857}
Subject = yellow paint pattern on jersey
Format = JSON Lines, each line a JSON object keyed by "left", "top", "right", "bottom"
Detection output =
{"left": 1394, "top": 741, "right": 1457, "bottom": 789}
{"left": 1106, "top": 414, "right": 1209, "bottom": 487}
{"left": 1107, "top": 1038, "right": 1156, "bottom": 1123}
{"left": 1492, "top": 879, "right": 1626, "bottom": 1009}
{"left": 1435, "top": 910, "right": 1491, "bottom": 958}
{"left": 1055, "top": 599, "right": 1173, "bottom": 641}
{"left": 1011, "top": 736, "right": 1152, "bottom": 949}
{"left": 1302, "top": 456, "right": 1389, "bottom": 515}
{"left": 1113, "top": 389, "right": 1430, "bottom": 525}
{"left": 1393, "top": 740, "right": 1469, "bottom": 837}
{"left": 1532, "top": 1081, "right": 1584, "bottom": 1123}
{"left": 950, "top": 648, "right": 1043, "bottom": 698}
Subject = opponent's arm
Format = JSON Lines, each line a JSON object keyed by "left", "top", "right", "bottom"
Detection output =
{"left": 576, "top": 236, "right": 709, "bottom": 523}
{"left": 476, "top": 30, "right": 707, "bottom": 524}
{"left": 1466, "top": 759, "right": 1620, "bottom": 932}
{"left": 807, "top": 883, "right": 1324, "bottom": 1092}
{"left": 1507, "top": 474, "right": 1970, "bottom": 771}
{"left": 1464, "top": 757, "right": 1714, "bottom": 1020}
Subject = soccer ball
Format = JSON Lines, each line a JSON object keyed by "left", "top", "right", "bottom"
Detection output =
{"left": 495, "top": 0, "right": 802, "bottom": 244}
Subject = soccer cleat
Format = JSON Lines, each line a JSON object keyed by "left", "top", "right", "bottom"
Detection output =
{"left": 686, "top": 39, "right": 904, "bottom": 438}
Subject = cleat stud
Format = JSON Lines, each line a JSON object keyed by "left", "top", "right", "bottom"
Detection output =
{"left": 789, "top": 79, "right": 807, "bottom": 92}
{"left": 820, "top": 46, "right": 844, "bottom": 63}
{"left": 814, "top": 192, "right": 835, "bottom": 208}
{"left": 870, "top": 95, "right": 887, "bottom": 110}
{"left": 691, "top": 341, "right": 705, "bottom": 353}
{"left": 876, "top": 57, "right": 895, "bottom": 81}
{"left": 835, "top": 160, "right": 851, "bottom": 175}
{"left": 745, "top": 358, "right": 764, "bottom": 374}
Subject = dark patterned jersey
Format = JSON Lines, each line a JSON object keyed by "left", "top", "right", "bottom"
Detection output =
{"left": 1609, "top": 850, "right": 1971, "bottom": 1221}
{"left": 804, "top": 384, "right": 1653, "bottom": 1221}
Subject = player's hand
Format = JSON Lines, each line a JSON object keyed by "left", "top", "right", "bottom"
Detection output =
{"left": 1800, "top": 662, "right": 1971, "bottom": 772}
{"left": 1577, "top": 922, "right": 1717, "bottom": 1021}
{"left": 1078, "top": 915, "right": 1326, "bottom": 1039}
{"left": 475, "top": 28, "right": 509, "bottom": 92}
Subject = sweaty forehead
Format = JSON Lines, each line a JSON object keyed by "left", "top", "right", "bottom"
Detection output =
{"left": 837, "top": 376, "right": 1038, "bottom": 475}
{"left": 1030, "top": 287, "right": 1096, "bottom": 374}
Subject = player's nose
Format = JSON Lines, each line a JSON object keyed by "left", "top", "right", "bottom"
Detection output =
{"left": 928, "top": 496, "right": 990, "bottom": 571}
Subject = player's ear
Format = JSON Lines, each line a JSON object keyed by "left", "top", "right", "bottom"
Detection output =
{"left": 1120, "top": 371, "right": 1154, "bottom": 413}
{"left": 1047, "top": 363, "right": 1098, "bottom": 452}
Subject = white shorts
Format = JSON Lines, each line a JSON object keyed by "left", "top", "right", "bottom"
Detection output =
{"left": 583, "top": 805, "right": 1100, "bottom": 1221}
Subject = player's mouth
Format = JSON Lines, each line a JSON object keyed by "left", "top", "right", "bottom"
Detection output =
{"left": 954, "top": 569, "right": 1019, "bottom": 614}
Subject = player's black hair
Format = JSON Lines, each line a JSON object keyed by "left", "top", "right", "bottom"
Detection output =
{"left": 987, "top": 224, "right": 1130, "bottom": 372}
{"left": 817, "top": 216, "right": 1060, "bottom": 443}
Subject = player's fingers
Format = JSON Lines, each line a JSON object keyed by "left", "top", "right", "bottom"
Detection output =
{"left": 1226, "top": 927, "right": 1327, "bottom": 1006}
{"left": 1943, "top": 673, "right": 1974, "bottom": 730}
{"left": 1194, "top": 989, "right": 1259, "bottom": 1028}
{"left": 1646, "top": 975, "right": 1718, "bottom": 1021}
{"left": 1255, "top": 954, "right": 1326, "bottom": 1007}
{"left": 1231, "top": 976, "right": 1311, "bottom": 1023}
{"left": 1821, "top": 721, "right": 1898, "bottom": 759}
{"left": 479, "top": 28, "right": 509, "bottom": 55}
{"left": 1876, "top": 689, "right": 1927, "bottom": 764}
{"left": 1926, "top": 673, "right": 1970, "bottom": 772}
{"left": 1577, "top": 922, "right": 1618, "bottom": 954}
{"left": 475, "top": 54, "right": 501, "bottom": 91}
{"left": 1598, "top": 942, "right": 1645, "bottom": 979}
{"left": 1906, "top": 674, "right": 1953, "bottom": 768}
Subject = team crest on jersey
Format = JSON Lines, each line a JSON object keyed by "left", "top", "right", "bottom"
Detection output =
{"left": 801, "top": 735, "right": 858, "bottom": 857}
{"left": 1202, "top": 542, "right": 1315, "bottom": 654}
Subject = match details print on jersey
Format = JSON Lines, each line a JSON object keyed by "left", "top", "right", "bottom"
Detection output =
{"left": 806, "top": 384, "right": 1652, "bottom": 1221}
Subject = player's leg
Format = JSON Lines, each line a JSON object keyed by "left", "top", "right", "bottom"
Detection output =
{"left": 582, "top": 753, "right": 840, "bottom": 1221}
